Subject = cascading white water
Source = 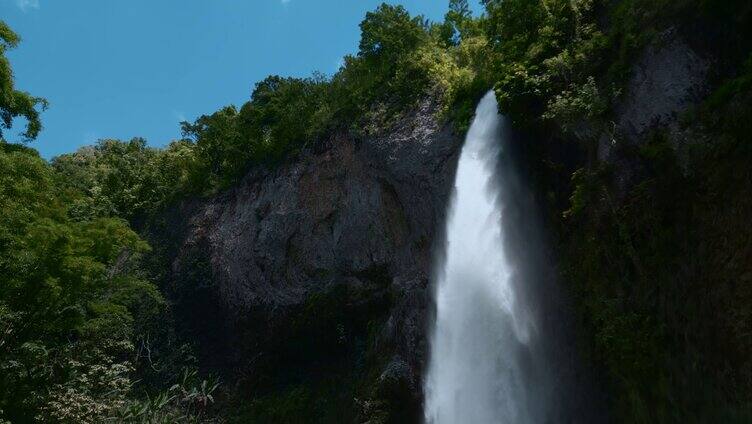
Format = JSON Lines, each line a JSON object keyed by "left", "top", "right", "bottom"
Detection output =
{"left": 424, "top": 92, "right": 550, "bottom": 424}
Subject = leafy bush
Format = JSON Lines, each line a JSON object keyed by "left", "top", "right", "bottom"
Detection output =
{"left": 117, "top": 368, "right": 220, "bottom": 423}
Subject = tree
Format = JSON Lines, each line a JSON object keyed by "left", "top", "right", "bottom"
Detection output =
{"left": 358, "top": 4, "right": 428, "bottom": 63}
{"left": 438, "top": 0, "right": 474, "bottom": 46}
{"left": 181, "top": 105, "right": 242, "bottom": 192}
{"left": 0, "top": 21, "right": 47, "bottom": 143}
{"left": 239, "top": 75, "right": 330, "bottom": 163}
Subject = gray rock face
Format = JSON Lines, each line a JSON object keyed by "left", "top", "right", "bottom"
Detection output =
{"left": 168, "top": 95, "right": 462, "bottom": 410}
{"left": 617, "top": 29, "right": 708, "bottom": 140}
{"left": 599, "top": 28, "right": 710, "bottom": 162}
{"left": 589, "top": 28, "right": 711, "bottom": 198}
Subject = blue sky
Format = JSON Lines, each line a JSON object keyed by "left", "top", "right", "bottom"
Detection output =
{"left": 2, "top": 0, "right": 483, "bottom": 159}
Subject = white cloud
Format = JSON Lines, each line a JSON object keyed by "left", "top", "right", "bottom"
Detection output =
{"left": 15, "top": 0, "right": 40, "bottom": 12}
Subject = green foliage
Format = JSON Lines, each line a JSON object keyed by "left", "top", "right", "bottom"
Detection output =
{"left": 705, "top": 55, "right": 752, "bottom": 110}
{"left": 117, "top": 368, "right": 220, "bottom": 423}
{"left": 175, "top": 2, "right": 492, "bottom": 193}
{"left": 181, "top": 75, "right": 334, "bottom": 192}
{"left": 240, "top": 75, "right": 332, "bottom": 161}
{"left": 434, "top": 0, "right": 473, "bottom": 47}
{"left": 52, "top": 138, "right": 195, "bottom": 220}
{"left": 543, "top": 76, "right": 609, "bottom": 133}
{"left": 480, "top": 0, "right": 752, "bottom": 420}
{"left": 484, "top": 0, "right": 609, "bottom": 128}
{"left": 0, "top": 136, "right": 213, "bottom": 424}
{"left": 359, "top": 4, "right": 428, "bottom": 63}
{"left": 329, "top": 3, "right": 436, "bottom": 128}
{"left": 232, "top": 386, "right": 315, "bottom": 423}
{"left": 179, "top": 106, "right": 241, "bottom": 193}
{"left": 0, "top": 144, "right": 166, "bottom": 422}
{"left": 563, "top": 165, "right": 607, "bottom": 219}
{"left": 0, "top": 21, "right": 47, "bottom": 143}
{"left": 554, "top": 54, "right": 752, "bottom": 422}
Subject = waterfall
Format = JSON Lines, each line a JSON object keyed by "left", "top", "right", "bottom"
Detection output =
{"left": 424, "top": 92, "right": 557, "bottom": 424}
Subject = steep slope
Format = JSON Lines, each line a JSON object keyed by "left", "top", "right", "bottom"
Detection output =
{"left": 149, "top": 95, "right": 462, "bottom": 422}
{"left": 528, "top": 24, "right": 752, "bottom": 421}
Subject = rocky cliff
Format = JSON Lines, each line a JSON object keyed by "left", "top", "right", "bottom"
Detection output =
{"left": 532, "top": 23, "right": 752, "bottom": 419}
{"left": 152, "top": 95, "right": 463, "bottom": 421}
